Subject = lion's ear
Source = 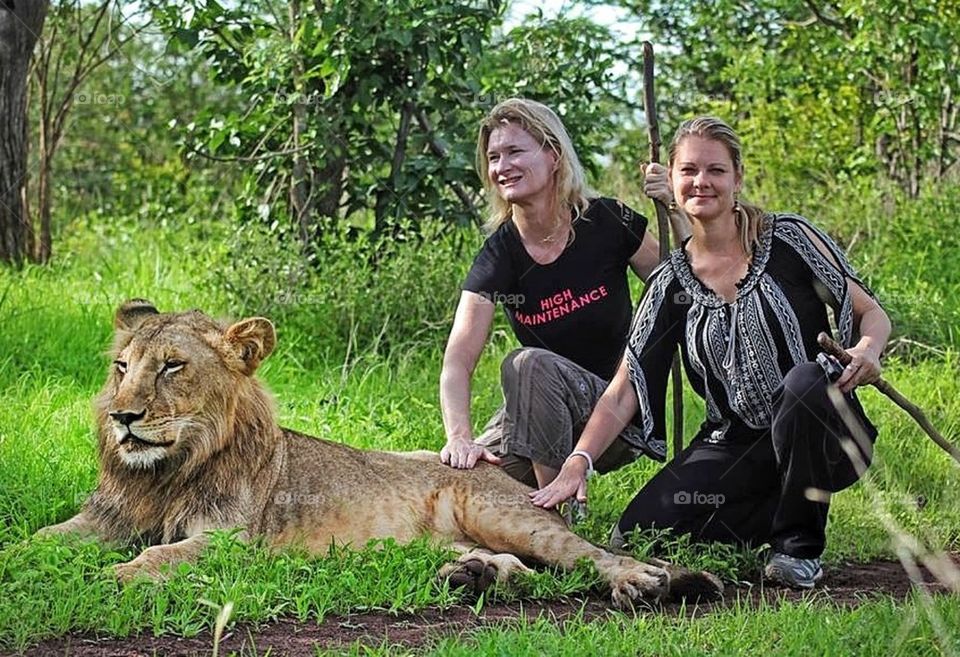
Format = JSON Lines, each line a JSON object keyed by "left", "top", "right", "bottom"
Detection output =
{"left": 115, "top": 299, "right": 159, "bottom": 331}
{"left": 224, "top": 318, "right": 276, "bottom": 375}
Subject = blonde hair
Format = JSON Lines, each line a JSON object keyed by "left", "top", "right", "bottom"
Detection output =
{"left": 667, "top": 116, "right": 768, "bottom": 255}
{"left": 475, "top": 98, "right": 595, "bottom": 233}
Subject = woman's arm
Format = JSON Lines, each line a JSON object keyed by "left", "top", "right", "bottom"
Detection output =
{"left": 628, "top": 231, "right": 661, "bottom": 281}
{"left": 439, "top": 291, "right": 502, "bottom": 468}
{"left": 798, "top": 222, "right": 892, "bottom": 393}
{"left": 835, "top": 283, "right": 891, "bottom": 393}
{"left": 529, "top": 358, "right": 639, "bottom": 508}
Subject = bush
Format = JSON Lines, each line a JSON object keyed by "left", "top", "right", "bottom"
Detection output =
{"left": 214, "top": 218, "right": 482, "bottom": 363}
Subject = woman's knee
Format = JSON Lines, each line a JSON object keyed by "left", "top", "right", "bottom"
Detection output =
{"left": 618, "top": 488, "right": 688, "bottom": 535}
{"left": 775, "top": 361, "right": 832, "bottom": 420}
{"left": 500, "top": 347, "right": 557, "bottom": 390}
{"left": 782, "top": 362, "right": 828, "bottom": 400}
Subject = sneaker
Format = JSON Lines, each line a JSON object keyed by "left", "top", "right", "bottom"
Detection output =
{"left": 764, "top": 552, "right": 823, "bottom": 589}
{"left": 608, "top": 523, "right": 626, "bottom": 550}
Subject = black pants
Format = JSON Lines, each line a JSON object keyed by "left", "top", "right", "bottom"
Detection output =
{"left": 617, "top": 362, "right": 877, "bottom": 559}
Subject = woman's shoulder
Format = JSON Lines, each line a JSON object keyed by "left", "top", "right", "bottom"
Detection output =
{"left": 768, "top": 212, "right": 836, "bottom": 250}
{"left": 478, "top": 219, "right": 517, "bottom": 251}
{"left": 584, "top": 196, "right": 643, "bottom": 224}
{"left": 769, "top": 211, "right": 815, "bottom": 229}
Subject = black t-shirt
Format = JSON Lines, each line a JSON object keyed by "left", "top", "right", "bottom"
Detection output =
{"left": 463, "top": 197, "right": 649, "bottom": 380}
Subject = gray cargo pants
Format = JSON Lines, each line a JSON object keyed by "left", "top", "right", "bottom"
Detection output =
{"left": 474, "top": 347, "right": 648, "bottom": 487}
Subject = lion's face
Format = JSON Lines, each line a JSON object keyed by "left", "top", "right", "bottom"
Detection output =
{"left": 97, "top": 300, "right": 275, "bottom": 469}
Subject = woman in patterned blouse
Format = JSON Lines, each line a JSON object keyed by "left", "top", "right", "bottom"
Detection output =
{"left": 530, "top": 116, "right": 891, "bottom": 589}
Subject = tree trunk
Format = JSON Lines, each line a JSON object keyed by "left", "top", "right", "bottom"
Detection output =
{"left": 0, "top": 0, "right": 48, "bottom": 266}
{"left": 288, "top": 0, "right": 316, "bottom": 250}
{"left": 374, "top": 102, "right": 413, "bottom": 237}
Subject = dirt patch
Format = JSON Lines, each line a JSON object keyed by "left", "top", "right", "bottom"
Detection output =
{"left": 16, "top": 556, "right": 958, "bottom": 657}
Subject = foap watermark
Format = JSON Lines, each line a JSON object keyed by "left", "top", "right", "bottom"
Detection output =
{"left": 447, "top": 88, "right": 502, "bottom": 110}
{"left": 75, "top": 92, "right": 125, "bottom": 106}
{"left": 475, "top": 491, "right": 530, "bottom": 507}
{"left": 476, "top": 291, "right": 526, "bottom": 307}
{"left": 274, "top": 490, "right": 326, "bottom": 506}
{"left": 673, "top": 490, "right": 725, "bottom": 508}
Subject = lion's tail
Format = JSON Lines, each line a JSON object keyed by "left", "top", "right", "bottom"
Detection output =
{"left": 664, "top": 565, "right": 725, "bottom": 602}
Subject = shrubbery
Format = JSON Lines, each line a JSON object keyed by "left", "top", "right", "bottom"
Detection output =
{"left": 213, "top": 217, "right": 483, "bottom": 364}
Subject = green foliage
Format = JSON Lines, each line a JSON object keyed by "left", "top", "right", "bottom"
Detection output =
{"left": 144, "top": 0, "right": 642, "bottom": 248}
{"left": 31, "top": 1, "right": 241, "bottom": 240}
{"left": 212, "top": 216, "right": 480, "bottom": 363}
{"left": 609, "top": 0, "right": 959, "bottom": 198}
{"left": 0, "top": 533, "right": 464, "bottom": 651}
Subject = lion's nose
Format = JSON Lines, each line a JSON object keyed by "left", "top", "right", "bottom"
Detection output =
{"left": 110, "top": 410, "right": 146, "bottom": 426}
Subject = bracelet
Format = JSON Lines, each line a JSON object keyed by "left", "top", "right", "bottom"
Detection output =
{"left": 567, "top": 450, "right": 594, "bottom": 477}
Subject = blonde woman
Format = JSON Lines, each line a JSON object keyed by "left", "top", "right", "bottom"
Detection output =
{"left": 439, "top": 98, "right": 667, "bottom": 490}
{"left": 531, "top": 116, "right": 890, "bottom": 589}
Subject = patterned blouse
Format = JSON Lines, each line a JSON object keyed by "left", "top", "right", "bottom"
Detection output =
{"left": 625, "top": 213, "right": 878, "bottom": 445}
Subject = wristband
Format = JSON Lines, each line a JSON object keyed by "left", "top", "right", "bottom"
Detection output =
{"left": 567, "top": 450, "right": 594, "bottom": 477}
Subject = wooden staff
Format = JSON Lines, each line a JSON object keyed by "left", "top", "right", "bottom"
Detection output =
{"left": 817, "top": 332, "right": 960, "bottom": 466}
{"left": 643, "top": 41, "right": 684, "bottom": 461}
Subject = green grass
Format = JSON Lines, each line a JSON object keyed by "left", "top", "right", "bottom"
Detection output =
{"left": 1, "top": 214, "right": 959, "bottom": 655}
{"left": 332, "top": 593, "right": 960, "bottom": 656}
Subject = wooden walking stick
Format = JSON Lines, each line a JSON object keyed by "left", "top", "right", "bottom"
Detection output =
{"left": 642, "top": 41, "right": 684, "bottom": 461}
{"left": 817, "top": 332, "right": 960, "bottom": 466}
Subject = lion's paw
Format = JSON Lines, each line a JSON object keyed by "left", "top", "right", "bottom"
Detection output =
{"left": 438, "top": 551, "right": 532, "bottom": 595}
{"left": 609, "top": 562, "right": 670, "bottom": 609}
{"left": 113, "top": 557, "right": 165, "bottom": 583}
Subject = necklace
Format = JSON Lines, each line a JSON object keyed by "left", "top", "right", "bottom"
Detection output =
{"left": 539, "top": 226, "right": 567, "bottom": 243}
{"left": 538, "top": 206, "right": 581, "bottom": 244}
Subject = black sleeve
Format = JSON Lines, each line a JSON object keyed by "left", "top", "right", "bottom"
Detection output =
{"left": 588, "top": 197, "right": 649, "bottom": 261}
{"left": 625, "top": 262, "right": 681, "bottom": 445}
{"left": 773, "top": 213, "right": 879, "bottom": 348}
{"left": 462, "top": 231, "right": 515, "bottom": 300}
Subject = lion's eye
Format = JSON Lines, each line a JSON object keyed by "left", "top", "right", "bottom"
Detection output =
{"left": 114, "top": 360, "right": 127, "bottom": 375}
{"left": 161, "top": 360, "right": 186, "bottom": 375}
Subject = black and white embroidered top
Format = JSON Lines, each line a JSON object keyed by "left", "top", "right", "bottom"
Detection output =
{"left": 625, "top": 213, "right": 878, "bottom": 445}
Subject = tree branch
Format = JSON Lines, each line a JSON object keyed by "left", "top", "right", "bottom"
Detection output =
{"left": 801, "top": 0, "right": 852, "bottom": 38}
{"left": 188, "top": 143, "right": 314, "bottom": 163}
{"left": 413, "top": 106, "right": 481, "bottom": 226}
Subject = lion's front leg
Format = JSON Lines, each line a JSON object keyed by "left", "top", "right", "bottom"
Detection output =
{"left": 113, "top": 532, "right": 219, "bottom": 583}
{"left": 35, "top": 510, "right": 104, "bottom": 541}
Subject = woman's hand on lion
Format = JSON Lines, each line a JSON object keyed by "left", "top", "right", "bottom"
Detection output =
{"left": 440, "top": 438, "right": 502, "bottom": 469}
{"left": 529, "top": 458, "right": 588, "bottom": 509}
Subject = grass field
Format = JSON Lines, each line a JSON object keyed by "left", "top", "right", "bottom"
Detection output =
{"left": 1, "top": 215, "right": 959, "bottom": 655}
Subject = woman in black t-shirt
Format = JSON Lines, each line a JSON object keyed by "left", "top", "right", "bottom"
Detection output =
{"left": 439, "top": 98, "right": 678, "bottom": 491}
{"left": 530, "top": 116, "right": 891, "bottom": 589}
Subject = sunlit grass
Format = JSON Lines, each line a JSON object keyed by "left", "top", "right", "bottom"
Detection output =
{"left": 1, "top": 217, "right": 959, "bottom": 654}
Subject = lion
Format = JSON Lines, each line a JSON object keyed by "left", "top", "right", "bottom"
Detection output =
{"left": 36, "top": 299, "right": 722, "bottom": 607}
